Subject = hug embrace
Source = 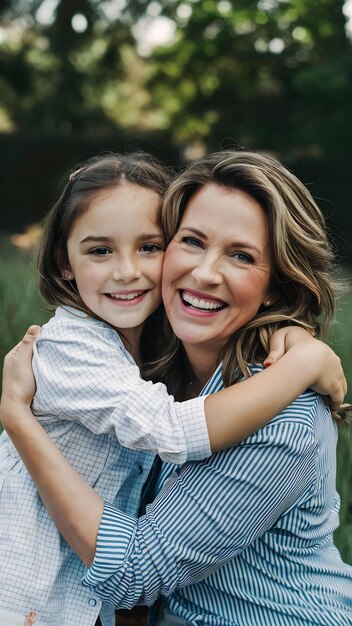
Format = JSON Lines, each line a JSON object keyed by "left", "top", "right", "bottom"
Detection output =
{"left": 0, "top": 150, "right": 351, "bottom": 626}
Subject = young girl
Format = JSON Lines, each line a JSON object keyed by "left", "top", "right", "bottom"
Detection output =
{"left": 0, "top": 152, "right": 346, "bottom": 626}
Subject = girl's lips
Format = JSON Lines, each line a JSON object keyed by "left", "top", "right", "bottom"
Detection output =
{"left": 105, "top": 290, "right": 148, "bottom": 306}
{"left": 179, "top": 289, "right": 227, "bottom": 315}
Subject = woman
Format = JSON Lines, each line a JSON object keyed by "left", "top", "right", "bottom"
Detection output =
{"left": 1, "top": 150, "right": 351, "bottom": 626}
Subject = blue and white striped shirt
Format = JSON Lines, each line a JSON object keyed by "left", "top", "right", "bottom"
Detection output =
{"left": 83, "top": 366, "right": 352, "bottom": 626}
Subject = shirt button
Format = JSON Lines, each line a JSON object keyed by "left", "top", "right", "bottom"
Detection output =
{"left": 88, "top": 598, "right": 97, "bottom": 607}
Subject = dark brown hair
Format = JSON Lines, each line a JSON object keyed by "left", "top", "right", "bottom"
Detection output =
{"left": 146, "top": 150, "right": 338, "bottom": 401}
{"left": 38, "top": 151, "right": 173, "bottom": 364}
{"left": 39, "top": 152, "right": 172, "bottom": 308}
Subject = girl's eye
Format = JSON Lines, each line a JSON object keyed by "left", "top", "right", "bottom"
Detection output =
{"left": 231, "top": 252, "right": 254, "bottom": 264}
{"left": 139, "top": 243, "right": 163, "bottom": 255}
{"left": 181, "top": 236, "right": 203, "bottom": 248}
{"left": 89, "top": 247, "right": 112, "bottom": 256}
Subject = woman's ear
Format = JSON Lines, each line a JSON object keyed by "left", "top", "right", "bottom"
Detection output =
{"left": 263, "top": 288, "right": 279, "bottom": 308}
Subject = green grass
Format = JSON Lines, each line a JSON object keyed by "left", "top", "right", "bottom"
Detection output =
{"left": 0, "top": 237, "right": 351, "bottom": 564}
{"left": 0, "top": 237, "right": 51, "bottom": 354}
{"left": 327, "top": 270, "right": 352, "bottom": 563}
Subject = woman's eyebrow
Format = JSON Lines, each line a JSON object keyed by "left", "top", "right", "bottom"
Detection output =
{"left": 178, "top": 227, "right": 207, "bottom": 239}
{"left": 228, "top": 241, "right": 262, "bottom": 255}
{"left": 178, "top": 227, "right": 262, "bottom": 254}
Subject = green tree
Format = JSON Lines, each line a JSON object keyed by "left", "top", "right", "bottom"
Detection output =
{"left": 0, "top": 0, "right": 140, "bottom": 133}
{"left": 146, "top": 0, "right": 352, "bottom": 157}
{"left": 2, "top": 0, "right": 351, "bottom": 156}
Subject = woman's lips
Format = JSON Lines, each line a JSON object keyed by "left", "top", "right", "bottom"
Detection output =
{"left": 179, "top": 289, "right": 227, "bottom": 314}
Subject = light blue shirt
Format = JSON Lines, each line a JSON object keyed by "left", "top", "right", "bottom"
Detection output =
{"left": 83, "top": 366, "right": 352, "bottom": 626}
{"left": 0, "top": 307, "right": 210, "bottom": 626}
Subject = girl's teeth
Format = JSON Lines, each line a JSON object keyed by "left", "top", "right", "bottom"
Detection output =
{"left": 110, "top": 292, "right": 143, "bottom": 301}
{"left": 182, "top": 292, "right": 224, "bottom": 310}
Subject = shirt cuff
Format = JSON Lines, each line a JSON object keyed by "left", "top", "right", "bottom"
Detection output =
{"left": 82, "top": 503, "right": 137, "bottom": 587}
{"left": 176, "top": 395, "right": 211, "bottom": 461}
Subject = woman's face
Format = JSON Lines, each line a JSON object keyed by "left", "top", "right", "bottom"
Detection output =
{"left": 162, "top": 183, "right": 273, "bottom": 358}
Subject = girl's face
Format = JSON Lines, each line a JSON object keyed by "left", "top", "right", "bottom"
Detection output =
{"left": 162, "top": 183, "right": 272, "bottom": 361}
{"left": 65, "top": 183, "right": 164, "bottom": 346}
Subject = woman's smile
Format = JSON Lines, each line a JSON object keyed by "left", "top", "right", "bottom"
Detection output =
{"left": 179, "top": 288, "right": 228, "bottom": 315}
{"left": 162, "top": 183, "right": 273, "bottom": 360}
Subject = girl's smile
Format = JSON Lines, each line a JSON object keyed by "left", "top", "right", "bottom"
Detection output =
{"left": 65, "top": 182, "right": 164, "bottom": 349}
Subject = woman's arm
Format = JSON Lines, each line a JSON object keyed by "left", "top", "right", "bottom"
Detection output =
{"left": 81, "top": 401, "right": 323, "bottom": 607}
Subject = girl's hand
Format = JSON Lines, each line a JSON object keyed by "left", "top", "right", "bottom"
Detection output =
{"left": 306, "top": 341, "right": 346, "bottom": 411}
{"left": 0, "top": 325, "right": 41, "bottom": 429}
{"left": 264, "top": 326, "right": 347, "bottom": 410}
{"left": 264, "top": 326, "right": 315, "bottom": 367}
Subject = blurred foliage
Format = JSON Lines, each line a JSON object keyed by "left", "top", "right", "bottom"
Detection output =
{"left": 147, "top": 0, "right": 352, "bottom": 156}
{"left": 0, "top": 0, "right": 351, "bottom": 259}
{"left": 0, "top": 0, "right": 153, "bottom": 132}
{"left": 0, "top": 0, "right": 351, "bottom": 155}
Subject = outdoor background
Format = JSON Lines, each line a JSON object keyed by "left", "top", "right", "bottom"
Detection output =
{"left": 0, "top": 0, "right": 351, "bottom": 567}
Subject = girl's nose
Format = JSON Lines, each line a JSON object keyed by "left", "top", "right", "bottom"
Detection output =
{"left": 112, "top": 256, "right": 141, "bottom": 282}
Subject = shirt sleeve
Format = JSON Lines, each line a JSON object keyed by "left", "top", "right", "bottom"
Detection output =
{"left": 82, "top": 407, "right": 318, "bottom": 608}
{"left": 32, "top": 316, "right": 210, "bottom": 464}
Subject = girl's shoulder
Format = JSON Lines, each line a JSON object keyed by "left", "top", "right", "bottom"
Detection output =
{"left": 42, "top": 305, "right": 114, "bottom": 333}
{"left": 38, "top": 306, "right": 127, "bottom": 353}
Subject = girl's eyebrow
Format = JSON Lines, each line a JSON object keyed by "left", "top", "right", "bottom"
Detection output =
{"left": 80, "top": 233, "right": 164, "bottom": 245}
{"left": 138, "top": 232, "right": 164, "bottom": 241}
{"left": 79, "top": 235, "right": 112, "bottom": 245}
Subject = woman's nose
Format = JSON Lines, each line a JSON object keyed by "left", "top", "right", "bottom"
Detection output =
{"left": 112, "top": 256, "right": 141, "bottom": 282}
{"left": 191, "top": 254, "right": 222, "bottom": 285}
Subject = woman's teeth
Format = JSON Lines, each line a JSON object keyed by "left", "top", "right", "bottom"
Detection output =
{"left": 181, "top": 291, "right": 225, "bottom": 311}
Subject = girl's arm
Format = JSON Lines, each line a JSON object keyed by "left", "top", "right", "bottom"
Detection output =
{"left": 10, "top": 322, "right": 348, "bottom": 456}
{"left": 0, "top": 326, "right": 347, "bottom": 566}
{"left": 206, "top": 326, "right": 346, "bottom": 450}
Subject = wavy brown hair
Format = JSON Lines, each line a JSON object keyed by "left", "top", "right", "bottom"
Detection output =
{"left": 38, "top": 151, "right": 173, "bottom": 363}
{"left": 146, "top": 150, "right": 338, "bottom": 401}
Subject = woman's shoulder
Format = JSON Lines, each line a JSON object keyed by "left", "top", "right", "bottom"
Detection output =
{"left": 250, "top": 363, "right": 325, "bottom": 429}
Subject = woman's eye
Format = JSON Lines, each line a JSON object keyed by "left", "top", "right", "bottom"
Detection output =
{"left": 89, "top": 247, "right": 112, "bottom": 256}
{"left": 181, "top": 236, "right": 203, "bottom": 248}
{"left": 231, "top": 252, "right": 254, "bottom": 264}
{"left": 140, "top": 243, "right": 163, "bottom": 255}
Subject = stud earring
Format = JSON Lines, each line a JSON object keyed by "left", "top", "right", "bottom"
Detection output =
{"left": 63, "top": 270, "right": 74, "bottom": 281}
{"left": 264, "top": 299, "right": 271, "bottom": 307}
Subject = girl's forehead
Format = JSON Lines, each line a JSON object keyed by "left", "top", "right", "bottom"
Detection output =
{"left": 69, "top": 184, "right": 163, "bottom": 242}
